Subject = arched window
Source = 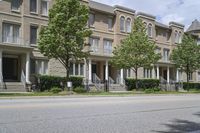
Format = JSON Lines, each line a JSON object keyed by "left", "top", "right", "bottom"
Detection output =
{"left": 148, "top": 23, "right": 153, "bottom": 37}
{"left": 175, "top": 31, "right": 179, "bottom": 43}
{"left": 178, "top": 32, "right": 182, "bottom": 43}
{"left": 120, "top": 16, "right": 125, "bottom": 32}
{"left": 126, "top": 18, "right": 131, "bottom": 33}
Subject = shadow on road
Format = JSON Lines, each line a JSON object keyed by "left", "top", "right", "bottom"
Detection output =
{"left": 153, "top": 112, "right": 200, "bottom": 133}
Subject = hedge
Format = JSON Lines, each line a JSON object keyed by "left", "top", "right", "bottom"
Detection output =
{"left": 125, "top": 78, "right": 160, "bottom": 91}
{"left": 183, "top": 82, "right": 200, "bottom": 90}
{"left": 34, "top": 75, "right": 84, "bottom": 92}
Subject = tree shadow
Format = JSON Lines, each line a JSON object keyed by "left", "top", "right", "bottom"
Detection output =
{"left": 153, "top": 113, "right": 200, "bottom": 133}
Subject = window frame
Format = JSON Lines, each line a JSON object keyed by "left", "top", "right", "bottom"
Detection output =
{"left": 89, "top": 13, "right": 95, "bottom": 27}
{"left": 11, "top": 0, "right": 21, "bottom": 12}
{"left": 148, "top": 23, "right": 153, "bottom": 37}
{"left": 30, "top": 25, "right": 38, "bottom": 45}
{"left": 126, "top": 18, "right": 132, "bottom": 33}
{"left": 30, "top": 0, "right": 37, "bottom": 13}
{"left": 41, "top": 0, "right": 49, "bottom": 16}
{"left": 120, "top": 16, "right": 125, "bottom": 32}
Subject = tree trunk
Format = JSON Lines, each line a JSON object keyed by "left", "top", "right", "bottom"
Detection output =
{"left": 135, "top": 68, "right": 138, "bottom": 90}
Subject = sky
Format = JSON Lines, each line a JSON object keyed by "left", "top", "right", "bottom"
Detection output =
{"left": 93, "top": 0, "right": 200, "bottom": 29}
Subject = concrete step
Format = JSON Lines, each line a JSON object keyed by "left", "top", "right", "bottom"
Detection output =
{"left": 0, "top": 82, "right": 26, "bottom": 92}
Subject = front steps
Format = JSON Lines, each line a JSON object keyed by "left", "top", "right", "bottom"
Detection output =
{"left": 0, "top": 82, "right": 26, "bottom": 92}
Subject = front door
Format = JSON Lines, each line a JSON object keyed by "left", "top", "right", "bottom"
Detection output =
{"left": 3, "top": 57, "right": 19, "bottom": 82}
{"left": 92, "top": 64, "right": 97, "bottom": 82}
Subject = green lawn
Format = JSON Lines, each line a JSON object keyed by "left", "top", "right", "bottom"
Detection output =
{"left": 0, "top": 90, "right": 200, "bottom": 98}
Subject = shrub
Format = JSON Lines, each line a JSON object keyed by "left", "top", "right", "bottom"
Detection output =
{"left": 183, "top": 82, "right": 200, "bottom": 90}
{"left": 50, "top": 87, "right": 62, "bottom": 94}
{"left": 34, "top": 75, "right": 84, "bottom": 92}
{"left": 125, "top": 78, "right": 160, "bottom": 91}
{"left": 73, "top": 87, "right": 87, "bottom": 93}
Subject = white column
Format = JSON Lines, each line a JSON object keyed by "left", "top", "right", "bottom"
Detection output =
{"left": 84, "top": 59, "right": 87, "bottom": 77}
{"left": 167, "top": 66, "right": 170, "bottom": 84}
{"left": 26, "top": 52, "right": 30, "bottom": 83}
{"left": 152, "top": 66, "right": 155, "bottom": 79}
{"left": 73, "top": 63, "right": 75, "bottom": 75}
{"left": 120, "top": 69, "right": 124, "bottom": 84}
{"left": 196, "top": 71, "right": 199, "bottom": 82}
{"left": 157, "top": 66, "right": 160, "bottom": 79}
{"left": 88, "top": 59, "right": 92, "bottom": 83}
{"left": 105, "top": 60, "right": 109, "bottom": 81}
{"left": 176, "top": 69, "right": 179, "bottom": 82}
{"left": 0, "top": 50, "right": 2, "bottom": 83}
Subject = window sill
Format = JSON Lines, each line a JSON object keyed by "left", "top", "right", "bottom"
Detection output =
{"left": 41, "top": 14, "right": 48, "bottom": 17}
{"left": 31, "top": 44, "right": 37, "bottom": 47}
{"left": 108, "top": 29, "right": 114, "bottom": 32}
{"left": 89, "top": 25, "right": 95, "bottom": 29}
{"left": 30, "top": 12, "right": 38, "bottom": 15}
{"left": 11, "top": 9, "right": 21, "bottom": 14}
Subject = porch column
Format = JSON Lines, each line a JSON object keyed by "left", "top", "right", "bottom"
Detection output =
{"left": 88, "top": 59, "right": 92, "bottom": 83}
{"left": 152, "top": 66, "right": 155, "bottom": 79}
{"left": 105, "top": 60, "right": 109, "bottom": 81}
{"left": 25, "top": 52, "right": 30, "bottom": 83}
{"left": 176, "top": 69, "right": 179, "bottom": 82}
{"left": 120, "top": 69, "right": 124, "bottom": 84}
{"left": 157, "top": 66, "right": 160, "bottom": 79}
{"left": 167, "top": 66, "right": 170, "bottom": 84}
{"left": 0, "top": 50, "right": 2, "bottom": 83}
{"left": 84, "top": 59, "right": 86, "bottom": 77}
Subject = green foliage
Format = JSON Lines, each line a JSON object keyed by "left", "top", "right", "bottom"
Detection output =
{"left": 111, "top": 18, "right": 160, "bottom": 89}
{"left": 73, "top": 87, "right": 87, "bottom": 93}
{"left": 171, "top": 34, "right": 200, "bottom": 82}
{"left": 183, "top": 82, "right": 200, "bottom": 90}
{"left": 144, "top": 88, "right": 161, "bottom": 94}
{"left": 125, "top": 78, "right": 160, "bottom": 91}
{"left": 38, "top": 0, "right": 92, "bottom": 79}
{"left": 36, "top": 75, "right": 84, "bottom": 91}
{"left": 50, "top": 87, "right": 62, "bottom": 94}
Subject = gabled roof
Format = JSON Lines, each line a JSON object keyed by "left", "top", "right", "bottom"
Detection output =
{"left": 187, "top": 19, "right": 200, "bottom": 32}
{"left": 89, "top": 1, "right": 114, "bottom": 14}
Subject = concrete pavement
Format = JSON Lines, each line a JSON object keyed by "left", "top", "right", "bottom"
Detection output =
{"left": 1, "top": 95, "right": 200, "bottom": 133}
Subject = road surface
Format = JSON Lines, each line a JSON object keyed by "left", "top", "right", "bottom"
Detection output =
{"left": 1, "top": 95, "right": 200, "bottom": 133}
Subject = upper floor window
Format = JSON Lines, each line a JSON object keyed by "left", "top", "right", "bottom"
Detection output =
{"left": 108, "top": 18, "right": 113, "bottom": 30}
{"left": 30, "top": 0, "right": 37, "bottom": 13}
{"left": 11, "top": 0, "right": 20, "bottom": 11}
{"left": 197, "top": 38, "right": 200, "bottom": 45}
{"left": 163, "top": 49, "right": 170, "bottom": 62}
{"left": 89, "top": 37, "right": 99, "bottom": 52}
{"left": 2, "top": 23, "right": 20, "bottom": 44}
{"left": 120, "top": 16, "right": 125, "bottom": 32}
{"left": 148, "top": 23, "right": 153, "bottom": 37}
{"left": 30, "top": 25, "right": 38, "bottom": 44}
{"left": 178, "top": 32, "right": 182, "bottom": 43}
{"left": 103, "top": 39, "right": 112, "bottom": 54}
{"left": 126, "top": 18, "right": 131, "bottom": 33}
{"left": 175, "top": 31, "right": 182, "bottom": 44}
{"left": 41, "top": 0, "right": 49, "bottom": 16}
{"left": 89, "top": 13, "right": 95, "bottom": 27}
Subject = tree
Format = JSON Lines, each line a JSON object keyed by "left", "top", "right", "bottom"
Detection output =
{"left": 38, "top": 0, "right": 92, "bottom": 82}
{"left": 111, "top": 18, "right": 160, "bottom": 89}
{"left": 170, "top": 34, "right": 200, "bottom": 83}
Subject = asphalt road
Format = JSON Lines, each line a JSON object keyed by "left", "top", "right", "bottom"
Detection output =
{"left": 1, "top": 95, "right": 200, "bottom": 133}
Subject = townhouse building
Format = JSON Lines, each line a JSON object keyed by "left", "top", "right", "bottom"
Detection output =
{"left": 0, "top": 0, "right": 198, "bottom": 91}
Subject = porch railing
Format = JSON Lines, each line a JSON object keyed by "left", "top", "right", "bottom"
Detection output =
{"left": 109, "top": 77, "right": 115, "bottom": 88}
{"left": 21, "top": 70, "right": 26, "bottom": 89}
{"left": 92, "top": 74, "right": 101, "bottom": 90}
